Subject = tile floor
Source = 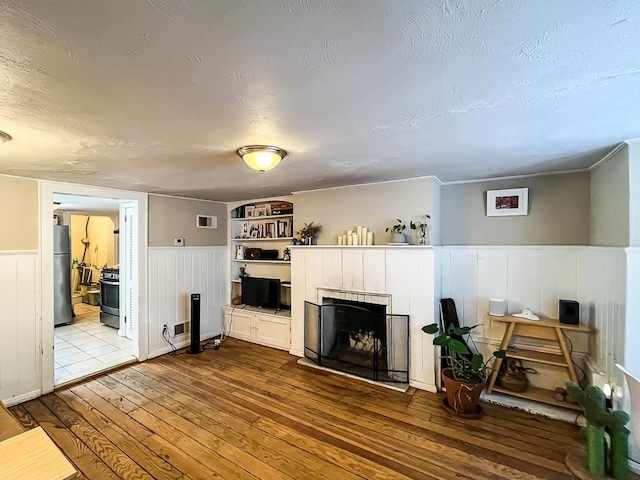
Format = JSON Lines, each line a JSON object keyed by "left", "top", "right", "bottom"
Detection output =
{"left": 54, "top": 303, "right": 135, "bottom": 385}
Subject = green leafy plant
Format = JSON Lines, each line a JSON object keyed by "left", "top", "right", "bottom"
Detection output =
{"left": 296, "top": 222, "right": 322, "bottom": 240}
{"left": 409, "top": 214, "right": 431, "bottom": 233}
{"left": 422, "top": 323, "right": 505, "bottom": 384}
{"left": 410, "top": 214, "right": 431, "bottom": 244}
{"left": 385, "top": 219, "right": 406, "bottom": 234}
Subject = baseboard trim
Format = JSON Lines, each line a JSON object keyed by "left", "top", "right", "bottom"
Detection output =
{"left": 148, "top": 331, "right": 220, "bottom": 359}
{"left": 409, "top": 379, "right": 438, "bottom": 393}
{"left": 2, "top": 389, "right": 42, "bottom": 407}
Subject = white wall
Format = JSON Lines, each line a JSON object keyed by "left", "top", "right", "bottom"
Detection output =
{"left": 0, "top": 252, "right": 40, "bottom": 406}
{"left": 293, "top": 177, "right": 441, "bottom": 246}
{"left": 440, "top": 246, "right": 627, "bottom": 394}
{"left": 148, "top": 247, "right": 227, "bottom": 358}
{"left": 590, "top": 145, "right": 630, "bottom": 247}
{"left": 624, "top": 248, "right": 640, "bottom": 462}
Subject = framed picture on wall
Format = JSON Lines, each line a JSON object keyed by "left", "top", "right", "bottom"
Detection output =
{"left": 486, "top": 188, "right": 529, "bottom": 216}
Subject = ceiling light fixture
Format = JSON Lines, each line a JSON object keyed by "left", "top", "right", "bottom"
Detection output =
{"left": 237, "top": 145, "right": 287, "bottom": 173}
{"left": 0, "top": 131, "right": 12, "bottom": 144}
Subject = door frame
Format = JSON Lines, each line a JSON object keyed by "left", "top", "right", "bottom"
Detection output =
{"left": 39, "top": 181, "right": 148, "bottom": 394}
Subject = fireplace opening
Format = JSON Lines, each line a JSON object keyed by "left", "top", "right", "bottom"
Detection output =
{"left": 304, "top": 299, "right": 409, "bottom": 383}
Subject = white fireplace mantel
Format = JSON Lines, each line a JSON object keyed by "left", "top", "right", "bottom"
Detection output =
{"left": 290, "top": 245, "right": 439, "bottom": 392}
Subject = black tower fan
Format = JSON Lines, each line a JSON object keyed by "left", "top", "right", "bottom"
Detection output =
{"left": 187, "top": 293, "right": 204, "bottom": 354}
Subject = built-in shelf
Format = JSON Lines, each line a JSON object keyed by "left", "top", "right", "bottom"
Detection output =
{"left": 491, "top": 386, "right": 582, "bottom": 411}
{"left": 231, "top": 237, "right": 293, "bottom": 242}
{"left": 231, "top": 279, "right": 291, "bottom": 288}
{"left": 233, "top": 259, "right": 291, "bottom": 264}
{"left": 232, "top": 214, "right": 293, "bottom": 221}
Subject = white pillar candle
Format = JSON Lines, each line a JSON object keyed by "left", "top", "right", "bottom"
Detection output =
{"left": 347, "top": 234, "right": 353, "bottom": 245}
{"left": 356, "top": 226, "right": 362, "bottom": 238}
{"left": 367, "top": 231, "right": 374, "bottom": 245}
{"left": 352, "top": 233, "right": 358, "bottom": 245}
{"left": 338, "top": 235, "right": 343, "bottom": 245}
{"left": 361, "top": 227, "right": 368, "bottom": 242}
{"left": 342, "top": 234, "right": 347, "bottom": 245}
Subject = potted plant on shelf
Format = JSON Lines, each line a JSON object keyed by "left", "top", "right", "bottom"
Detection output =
{"left": 410, "top": 214, "right": 431, "bottom": 245}
{"left": 296, "top": 222, "right": 322, "bottom": 245}
{"left": 422, "top": 323, "right": 505, "bottom": 417}
{"left": 385, "top": 219, "right": 407, "bottom": 243}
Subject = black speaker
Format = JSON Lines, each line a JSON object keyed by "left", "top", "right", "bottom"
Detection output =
{"left": 187, "top": 293, "right": 204, "bottom": 354}
{"left": 559, "top": 300, "right": 579, "bottom": 325}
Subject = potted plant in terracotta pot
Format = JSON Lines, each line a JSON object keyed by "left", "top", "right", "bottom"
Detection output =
{"left": 422, "top": 323, "right": 505, "bottom": 417}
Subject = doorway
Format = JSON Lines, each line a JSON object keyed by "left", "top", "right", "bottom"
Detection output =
{"left": 52, "top": 195, "right": 135, "bottom": 385}
{"left": 40, "top": 182, "right": 148, "bottom": 393}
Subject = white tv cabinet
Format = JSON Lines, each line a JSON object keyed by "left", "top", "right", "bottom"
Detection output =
{"left": 222, "top": 305, "right": 291, "bottom": 351}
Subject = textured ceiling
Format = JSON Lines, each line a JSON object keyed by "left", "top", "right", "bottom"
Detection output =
{"left": 0, "top": 1, "right": 638, "bottom": 201}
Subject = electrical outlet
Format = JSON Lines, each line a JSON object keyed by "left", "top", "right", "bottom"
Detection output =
{"left": 174, "top": 237, "right": 185, "bottom": 247}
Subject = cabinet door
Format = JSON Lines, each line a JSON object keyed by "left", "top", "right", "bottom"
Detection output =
{"left": 255, "top": 315, "right": 291, "bottom": 350}
{"left": 229, "top": 311, "right": 254, "bottom": 342}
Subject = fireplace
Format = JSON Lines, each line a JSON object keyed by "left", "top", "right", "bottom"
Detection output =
{"left": 304, "top": 298, "right": 409, "bottom": 383}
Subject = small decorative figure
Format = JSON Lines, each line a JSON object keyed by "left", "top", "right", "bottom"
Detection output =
{"left": 283, "top": 248, "right": 291, "bottom": 261}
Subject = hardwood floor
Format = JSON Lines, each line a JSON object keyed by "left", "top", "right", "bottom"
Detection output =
{"left": 10, "top": 338, "right": 589, "bottom": 480}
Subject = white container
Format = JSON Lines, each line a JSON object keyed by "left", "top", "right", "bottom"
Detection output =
{"left": 489, "top": 298, "right": 507, "bottom": 317}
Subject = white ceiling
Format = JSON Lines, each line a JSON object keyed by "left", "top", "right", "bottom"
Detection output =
{"left": 1, "top": 1, "right": 638, "bottom": 201}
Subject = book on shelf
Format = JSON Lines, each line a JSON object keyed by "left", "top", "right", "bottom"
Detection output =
{"left": 271, "top": 203, "right": 293, "bottom": 216}
{"left": 277, "top": 219, "right": 293, "bottom": 238}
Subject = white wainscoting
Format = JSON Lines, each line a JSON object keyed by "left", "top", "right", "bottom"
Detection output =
{"left": 623, "top": 247, "right": 640, "bottom": 463}
{"left": 440, "top": 246, "right": 627, "bottom": 392}
{"left": 0, "top": 252, "right": 40, "bottom": 406}
{"left": 148, "top": 247, "right": 227, "bottom": 358}
{"left": 291, "top": 246, "right": 438, "bottom": 392}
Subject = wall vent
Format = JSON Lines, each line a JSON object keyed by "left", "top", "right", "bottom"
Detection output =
{"left": 196, "top": 215, "right": 217, "bottom": 229}
{"left": 174, "top": 322, "right": 190, "bottom": 336}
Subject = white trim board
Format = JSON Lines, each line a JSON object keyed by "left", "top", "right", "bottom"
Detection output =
{"left": 0, "top": 250, "right": 39, "bottom": 255}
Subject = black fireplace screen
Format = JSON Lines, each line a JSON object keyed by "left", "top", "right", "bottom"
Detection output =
{"left": 304, "top": 300, "right": 409, "bottom": 383}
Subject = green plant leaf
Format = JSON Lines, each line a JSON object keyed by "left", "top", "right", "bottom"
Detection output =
{"left": 452, "top": 326, "right": 471, "bottom": 336}
{"left": 493, "top": 350, "right": 506, "bottom": 358}
{"left": 422, "top": 324, "right": 439, "bottom": 334}
{"left": 471, "top": 354, "right": 483, "bottom": 371}
{"left": 448, "top": 339, "right": 470, "bottom": 355}
{"left": 433, "top": 335, "right": 450, "bottom": 346}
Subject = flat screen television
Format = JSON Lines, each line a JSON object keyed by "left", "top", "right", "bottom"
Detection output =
{"left": 241, "top": 277, "right": 281, "bottom": 310}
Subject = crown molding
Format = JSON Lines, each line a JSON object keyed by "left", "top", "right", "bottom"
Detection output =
{"left": 438, "top": 168, "right": 589, "bottom": 186}
{"left": 291, "top": 175, "right": 441, "bottom": 195}
{"left": 588, "top": 143, "right": 627, "bottom": 171}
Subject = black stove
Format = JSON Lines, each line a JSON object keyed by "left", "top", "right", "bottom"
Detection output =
{"left": 100, "top": 268, "right": 120, "bottom": 328}
{"left": 100, "top": 268, "right": 119, "bottom": 281}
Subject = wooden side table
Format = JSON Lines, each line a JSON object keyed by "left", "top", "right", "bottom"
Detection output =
{"left": 0, "top": 427, "right": 77, "bottom": 479}
{"left": 486, "top": 315, "right": 591, "bottom": 410}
